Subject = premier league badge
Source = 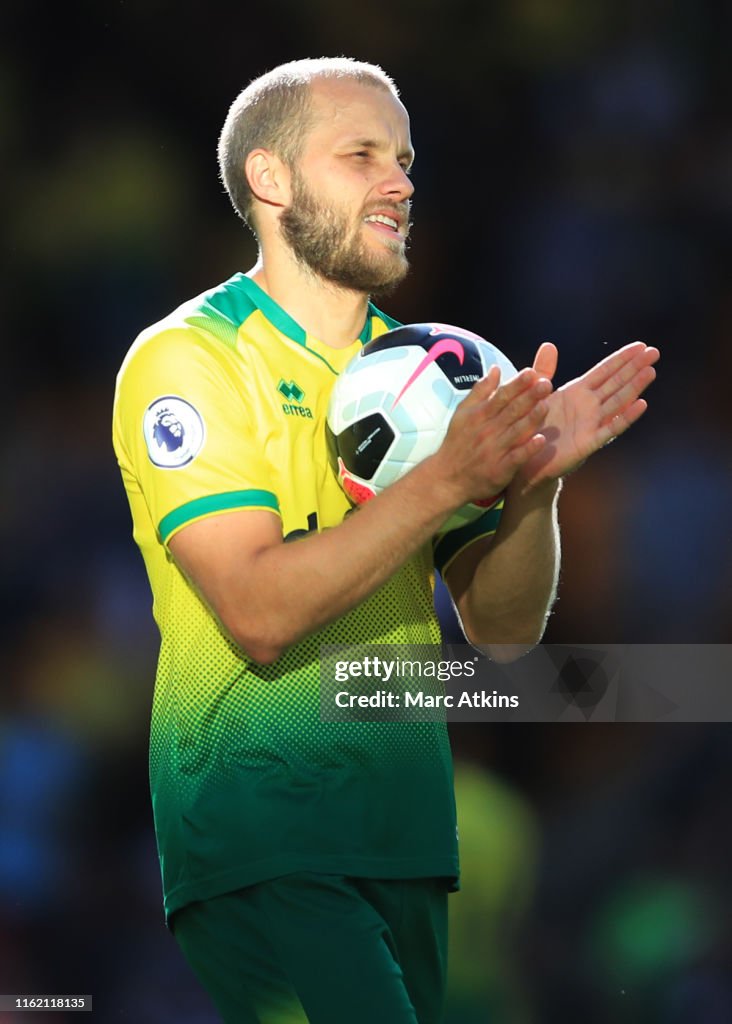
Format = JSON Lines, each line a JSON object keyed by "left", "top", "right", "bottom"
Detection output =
{"left": 143, "top": 395, "right": 205, "bottom": 468}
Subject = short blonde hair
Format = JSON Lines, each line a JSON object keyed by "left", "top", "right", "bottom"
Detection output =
{"left": 218, "top": 57, "right": 399, "bottom": 234}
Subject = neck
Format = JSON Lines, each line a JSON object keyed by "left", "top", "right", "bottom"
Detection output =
{"left": 249, "top": 249, "right": 371, "bottom": 349}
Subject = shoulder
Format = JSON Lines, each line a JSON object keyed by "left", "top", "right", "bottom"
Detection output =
{"left": 116, "top": 273, "right": 261, "bottom": 385}
{"left": 113, "top": 275, "right": 262, "bottom": 460}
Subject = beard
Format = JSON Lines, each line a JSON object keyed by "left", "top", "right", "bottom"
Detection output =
{"left": 279, "top": 170, "right": 410, "bottom": 298}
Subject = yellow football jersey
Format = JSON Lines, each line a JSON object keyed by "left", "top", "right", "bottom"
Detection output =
{"left": 113, "top": 272, "right": 499, "bottom": 919}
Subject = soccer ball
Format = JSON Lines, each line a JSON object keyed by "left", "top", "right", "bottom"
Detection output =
{"left": 325, "top": 322, "right": 518, "bottom": 534}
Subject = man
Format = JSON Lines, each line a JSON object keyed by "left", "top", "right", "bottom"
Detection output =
{"left": 112, "top": 57, "right": 658, "bottom": 1024}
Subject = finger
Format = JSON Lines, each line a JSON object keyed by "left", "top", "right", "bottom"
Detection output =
{"left": 597, "top": 398, "right": 649, "bottom": 446}
{"left": 501, "top": 403, "right": 551, "bottom": 449}
{"left": 597, "top": 363, "right": 657, "bottom": 419}
{"left": 532, "top": 342, "right": 558, "bottom": 381}
{"left": 495, "top": 384, "right": 552, "bottom": 438}
{"left": 582, "top": 342, "right": 652, "bottom": 392}
{"left": 485, "top": 367, "right": 546, "bottom": 410}
{"left": 473, "top": 376, "right": 551, "bottom": 439}
{"left": 474, "top": 389, "right": 550, "bottom": 464}
{"left": 477, "top": 430, "right": 547, "bottom": 492}
{"left": 503, "top": 431, "right": 547, "bottom": 469}
{"left": 617, "top": 397, "right": 649, "bottom": 433}
{"left": 465, "top": 364, "right": 502, "bottom": 404}
{"left": 592, "top": 347, "right": 659, "bottom": 404}
{"left": 462, "top": 367, "right": 536, "bottom": 421}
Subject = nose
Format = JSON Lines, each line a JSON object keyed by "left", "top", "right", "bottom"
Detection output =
{"left": 379, "top": 162, "right": 414, "bottom": 202}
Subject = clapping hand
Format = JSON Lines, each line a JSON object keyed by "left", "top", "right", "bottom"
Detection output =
{"left": 518, "top": 341, "right": 660, "bottom": 489}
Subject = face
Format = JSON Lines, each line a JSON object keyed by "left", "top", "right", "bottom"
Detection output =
{"left": 279, "top": 79, "right": 415, "bottom": 297}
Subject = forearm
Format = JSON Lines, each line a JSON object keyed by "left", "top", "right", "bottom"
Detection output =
{"left": 457, "top": 478, "right": 561, "bottom": 656}
{"left": 215, "top": 455, "right": 462, "bottom": 662}
{"left": 173, "top": 367, "right": 555, "bottom": 664}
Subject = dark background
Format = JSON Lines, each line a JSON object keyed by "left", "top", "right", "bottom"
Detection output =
{"left": 3, "top": 1, "right": 732, "bottom": 1021}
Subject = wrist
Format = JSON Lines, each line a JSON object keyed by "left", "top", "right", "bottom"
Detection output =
{"left": 506, "top": 474, "right": 562, "bottom": 506}
{"left": 413, "top": 451, "right": 468, "bottom": 520}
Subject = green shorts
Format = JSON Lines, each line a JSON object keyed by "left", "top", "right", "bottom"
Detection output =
{"left": 171, "top": 873, "right": 448, "bottom": 1024}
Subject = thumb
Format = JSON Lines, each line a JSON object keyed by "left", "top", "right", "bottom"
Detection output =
{"left": 533, "top": 342, "right": 558, "bottom": 381}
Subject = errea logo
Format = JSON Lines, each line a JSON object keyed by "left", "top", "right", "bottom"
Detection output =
{"left": 277, "top": 379, "right": 313, "bottom": 419}
{"left": 278, "top": 379, "right": 305, "bottom": 403}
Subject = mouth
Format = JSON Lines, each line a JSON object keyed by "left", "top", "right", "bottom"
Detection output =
{"left": 363, "top": 211, "right": 406, "bottom": 241}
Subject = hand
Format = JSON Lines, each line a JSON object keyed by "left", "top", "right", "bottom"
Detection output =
{"left": 433, "top": 364, "right": 553, "bottom": 507}
{"left": 518, "top": 340, "right": 660, "bottom": 488}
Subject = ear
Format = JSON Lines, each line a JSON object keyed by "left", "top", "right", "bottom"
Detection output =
{"left": 244, "top": 148, "right": 292, "bottom": 209}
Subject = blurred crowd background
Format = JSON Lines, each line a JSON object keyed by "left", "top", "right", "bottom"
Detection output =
{"left": 3, "top": 0, "right": 732, "bottom": 1021}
